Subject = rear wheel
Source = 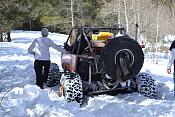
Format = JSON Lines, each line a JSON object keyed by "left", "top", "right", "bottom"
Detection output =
{"left": 136, "top": 72, "right": 156, "bottom": 99}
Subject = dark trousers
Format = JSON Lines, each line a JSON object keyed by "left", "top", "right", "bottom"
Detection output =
{"left": 34, "top": 60, "right": 50, "bottom": 89}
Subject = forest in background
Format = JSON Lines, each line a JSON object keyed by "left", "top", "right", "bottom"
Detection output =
{"left": 0, "top": 0, "right": 175, "bottom": 52}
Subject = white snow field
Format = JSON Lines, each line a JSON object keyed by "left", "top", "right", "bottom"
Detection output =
{"left": 0, "top": 30, "right": 175, "bottom": 117}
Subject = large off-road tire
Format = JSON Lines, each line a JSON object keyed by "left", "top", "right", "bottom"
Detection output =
{"left": 101, "top": 36, "right": 144, "bottom": 81}
{"left": 136, "top": 72, "right": 156, "bottom": 99}
{"left": 60, "top": 73, "right": 83, "bottom": 103}
{"left": 47, "top": 63, "right": 61, "bottom": 87}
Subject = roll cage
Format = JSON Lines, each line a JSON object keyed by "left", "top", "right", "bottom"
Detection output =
{"left": 63, "top": 27, "right": 128, "bottom": 55}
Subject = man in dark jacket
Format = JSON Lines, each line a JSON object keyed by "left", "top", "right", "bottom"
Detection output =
{"left": 28, "top": 28, "right": 67, "bottom": 89}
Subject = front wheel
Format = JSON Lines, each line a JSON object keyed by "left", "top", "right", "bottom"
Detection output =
{"left": 47, "top": 63, "right": 61, "bottom": 87}
{"left": 60, "top": 73, "right": 83, "bottom": 103}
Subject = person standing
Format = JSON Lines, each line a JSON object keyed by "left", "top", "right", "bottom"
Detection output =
{"left": 167, "top": 40, "right": 175, "bottom": 96}
{"left": 28, "top": 28, "right": 67, "bottom": 89}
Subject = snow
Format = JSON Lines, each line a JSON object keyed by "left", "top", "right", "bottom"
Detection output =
{"left": 0, "top": 30, "right": 175, "bottom": 117}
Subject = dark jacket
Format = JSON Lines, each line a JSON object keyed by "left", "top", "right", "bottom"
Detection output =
{"left": 169, "top": 40, "right": 175, "bottom": 51}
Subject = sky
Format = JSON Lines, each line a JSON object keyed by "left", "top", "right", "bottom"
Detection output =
{"left": 0, "top": 30, "right": 175, "bottom": 117}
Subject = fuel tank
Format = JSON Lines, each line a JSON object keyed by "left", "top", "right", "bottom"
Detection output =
{"left": 61, "top": 54, "right": 77, "bottom": 72}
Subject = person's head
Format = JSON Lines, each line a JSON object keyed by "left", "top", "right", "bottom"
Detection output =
{"left": 41, "top": 28, "right": 49, "bottom": 37}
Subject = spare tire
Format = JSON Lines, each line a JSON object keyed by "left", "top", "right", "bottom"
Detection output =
{"left": 101, "top": 36, "right": 144, "bottom": 81}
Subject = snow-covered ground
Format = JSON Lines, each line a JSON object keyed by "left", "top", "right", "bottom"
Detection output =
{"left": 0, "top": 30, "right": 175, "bottom": 117}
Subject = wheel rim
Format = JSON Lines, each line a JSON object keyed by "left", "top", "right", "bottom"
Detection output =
{"left": 114, "top": 49, "right": 134, "bottom": 67}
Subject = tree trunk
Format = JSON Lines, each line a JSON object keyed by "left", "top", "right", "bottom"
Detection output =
{"left": 133, "top": 0, "right": 137, "bottom": 25}
{"left": 7, "top": 32, "right": 11, "bottom": 42}
{"left": 173, "top": 10, "right": 175, "bottom": 35}
{"left": 124, "top": 0, "right": 129, "bottom": 33}
{"left": 29, "top": 20, "right": 32, "bottom": 31}
{"left": 0, "top": 32, "right": 3, "bottom": 42}
{"left": 137, "top": 0, "right": 140, "bottom": 41}
{"left": 118, "top": 1, "right": 121, "bottom": 27}
{"left": 70, "top": 0, "right": 76, "bottom": 44}
{"left": 155, "top": 5, "right": 160, "bottom": 64}
{"left": 135, "top": 24, "right": 139, "bottom": 42}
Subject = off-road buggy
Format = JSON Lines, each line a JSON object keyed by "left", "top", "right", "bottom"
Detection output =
{"left": 47, "top": 26, "right": 156, "bottom": 104}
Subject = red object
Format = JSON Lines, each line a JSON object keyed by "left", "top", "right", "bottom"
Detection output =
{"left": 141, "top": 41, "right": 145, "bottom": 48}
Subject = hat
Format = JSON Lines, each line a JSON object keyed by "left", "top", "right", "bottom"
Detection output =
{"left": 41, "top": 28, "right": 49, "bottom": 37}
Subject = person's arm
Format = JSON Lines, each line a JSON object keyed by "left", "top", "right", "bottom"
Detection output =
{"left": 167, "top": 50, "right": 175, "bottom": 74}
{"left": 28, "top": 40, "right": 35, "bottom": 55}
{"left": 49, "top": 40, "right": 67, "bottom": 53}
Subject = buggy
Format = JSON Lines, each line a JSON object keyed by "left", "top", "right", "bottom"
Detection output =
{"left": 48, "top": 26, "right": 156, "bottom": 104}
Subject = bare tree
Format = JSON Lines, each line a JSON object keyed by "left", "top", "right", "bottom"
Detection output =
{"left": 123, "top": 0, "right": 129, "bottom": 32}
